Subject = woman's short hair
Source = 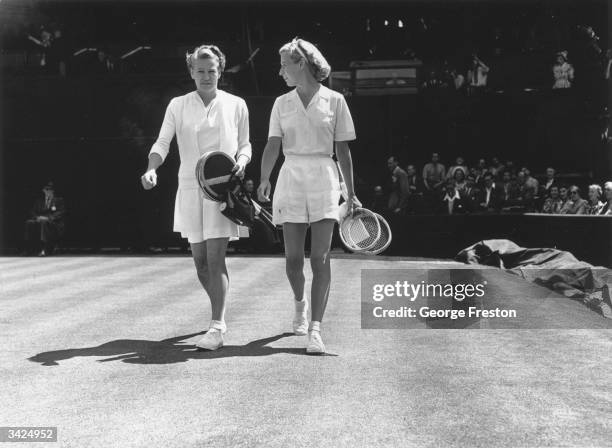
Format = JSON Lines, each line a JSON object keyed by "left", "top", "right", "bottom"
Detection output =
{"left": 186, "top": 44, "right": 226, "bottom": 73}
{"left": 589, "top": 184, "right": 602, "bottom": 197}
{"left": 279, "top": 38, "right": 331, "bottom": 82}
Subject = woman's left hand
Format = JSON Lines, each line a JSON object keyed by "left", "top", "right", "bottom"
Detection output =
{"left": 345, "top": 195, "right": 362, "bottom": 217}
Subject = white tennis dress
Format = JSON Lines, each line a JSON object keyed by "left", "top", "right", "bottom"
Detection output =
{"left": 149, "top": 90, "right": 252, "bottom": 243}
{"left": 269, "top": 85, "right": 356, "bottom": 225}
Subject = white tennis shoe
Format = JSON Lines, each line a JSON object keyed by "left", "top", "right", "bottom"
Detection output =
{"left": 306, "top": 330, "right": 325, "bottom": 354}
{"left": 196, "top": 328, "right": 224, "bottom": 351}
{"left": 293, "top": 298, "right": 309, "bottom": 336}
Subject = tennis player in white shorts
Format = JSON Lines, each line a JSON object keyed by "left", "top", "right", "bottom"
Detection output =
{"left": 141, "top": 44, "right": 252, "bottom": 351}
{"left": 258, "top": 38, "right": 360, "bottom": 354}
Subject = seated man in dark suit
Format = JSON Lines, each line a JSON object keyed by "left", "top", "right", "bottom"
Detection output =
{"left": 24, "top": 181, "right": 66, "bottom": 256}
{"left": 460, "top": 174, "right": 481, "bottom": 213}
{"left": 478, "top": 173, "right": 503, "bottom": 212}
{"left": 500, "top": 170, "right": 520, "bottom": 206}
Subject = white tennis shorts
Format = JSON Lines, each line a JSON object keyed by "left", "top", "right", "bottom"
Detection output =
{"left": 272, "top": 155, "right": 341, "bottom": 225}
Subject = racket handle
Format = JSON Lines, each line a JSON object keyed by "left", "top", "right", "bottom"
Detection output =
{"left": 340, "top": 181, "right": 349, "bottom": 201}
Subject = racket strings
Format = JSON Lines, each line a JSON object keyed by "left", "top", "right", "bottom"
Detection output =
{"left": 339, "top": 208, "right": 381, "bottom": 251}
{"left": 363, "top": 214, "right": 392, "bottom": 255}
{"left": 345, "top": 214, "right": 379, "bottom": 248}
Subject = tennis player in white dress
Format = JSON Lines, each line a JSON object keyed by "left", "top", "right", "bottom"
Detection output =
{"left": 258, "top": 38, "right": 360, "bottom": 354}
{"left": 141, "top": 44, "right": 252, "bottom": 350}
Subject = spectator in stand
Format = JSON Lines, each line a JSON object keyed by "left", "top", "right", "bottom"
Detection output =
{"left": 586, "top": 184, "right": 605, "bottom": 215}
{"left": 504, "top": 160, "right": 517, "bottom": 177}
{"left": 243, "top": 178, "right": 255, "bottom": 199}
{"left": 476, "top": 158, "right": 487, "bottom": 173}
{"left": 516, "top": 170, "right": 537, "bottom": 209}
{"left": 479, "top": 173, "right": 503, "bottom": 211}
{"left": 440, "top": 60, "right": 465, "bottom": 90}
{"left": 387, "top": 156, "right": 410, "bottom": 214}
{"left": 541, "top": 186, "right": 563, "bottom": 214}
{"left": 452, "top": 168, "right": 467, "bottom": 193}
{"left": 541, "top": 167, "right": 558, "bottom": 196}
{"left": 500, "top": 170, "right": 519, "bottom": 205}
{"left": 24, "top": 181, "right": 66, "bottom": 256}
{"left": 491, "top": 157, "right": 504, "bottom": 174}
{"left": 470, "top": 166, "right": 485, "bottom": 186}
{"left": 446, "top": 156, "right": 469, "bottom": 180}
{"left": 558, "top": 185, "right": 573, "bottom": 213}
{"left": 370, "top": 186, "right": 386, "bottom": 214}
{"left": 441, "top": 180, "right": 466, "bottom": 215}
{"left": 422, "top": 152, "right": 446, "bottom": 194}
{"left": 467, "top": 53, "right": 490, "bottom": 93}
{"left": 600, "top": 181, "right": 612, "bottom": 215}
{"left": 405, "top": 164, "right": 424, "bottom": 214}
{"left": 94, "top": 47, "right": 116, "bottom": 74}
{"left": 522, "top": 167, "right": 540, "bottom": 193}
{"left": 564, "top": 186, "right": 588, "bottom": 214}
{"left": 451, "top": 68, "right": 465, "bottom": 90}
{"left": 405, "top": 164, "right": 422, "bottom": 194}
{"left": 552, "top": 50, "right": 575, "bottom": 89}
{"left": 461, "top": 174, "right": 481, "bottom": 213}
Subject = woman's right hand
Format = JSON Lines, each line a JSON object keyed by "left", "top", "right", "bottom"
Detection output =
{"left": 257, "top": 179, "right": 271, "bottom": 202}
{"left": 141, "top": 169, "right": 158, "bottom": 190}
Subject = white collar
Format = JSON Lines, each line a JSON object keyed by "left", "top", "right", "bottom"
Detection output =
{"left": 444, "top": 190, "right": 460, "bottom": 201}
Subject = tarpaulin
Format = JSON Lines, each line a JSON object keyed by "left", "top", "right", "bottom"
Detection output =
{"left": 456, "top": 239, "right": 612, "bottom": 318}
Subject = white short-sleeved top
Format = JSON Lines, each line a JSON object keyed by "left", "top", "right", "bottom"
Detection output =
{"left": 268, "top": 85, "right": 356, "bottom": 156}
{"left": 150, "top": 90, "right": 251, "bottom": 188}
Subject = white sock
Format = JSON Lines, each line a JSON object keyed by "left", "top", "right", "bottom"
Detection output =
{"left": 209, "top": 320, "right": 226, "bottom": 333}
{"left": 295, "top": 297, "right": 307, "bottom": 312}
{"left": 309, "top": 321, "right": 321, "bottom": 332}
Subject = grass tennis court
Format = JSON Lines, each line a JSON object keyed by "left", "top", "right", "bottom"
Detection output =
{"left": 1, "top": 255, "right": 611, "bottom": 447}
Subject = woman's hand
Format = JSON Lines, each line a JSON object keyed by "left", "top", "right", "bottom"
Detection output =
{"left": 141, "top": 169, "right": 157, "bottom": 190}
{"left": 344, "top": 194, "right": 362, "bottom": 217}
{"left": 232, "top": 155, "right": 248, "bottom": 179}
{"left": 257, "top": 179, "right": 272, "bottom": 202}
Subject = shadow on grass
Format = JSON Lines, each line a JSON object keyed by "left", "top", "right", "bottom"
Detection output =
{"left": 28, "top": 332, "right": 338, "bottom": 366}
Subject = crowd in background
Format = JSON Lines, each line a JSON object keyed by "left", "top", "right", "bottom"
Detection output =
{"left": 2, "top": 1, "right": 610, "bottom": 96}
{"left": 4, "top": 1, "right": 611, "bottom": 256}
{"left": 375, "top": 154, "right": 612, "bottom": 216}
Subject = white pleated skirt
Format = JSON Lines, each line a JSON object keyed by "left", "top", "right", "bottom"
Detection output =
{"left": 272, "top": 155, "right": 342, "bottom": 225}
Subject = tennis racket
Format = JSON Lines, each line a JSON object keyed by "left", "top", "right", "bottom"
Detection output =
{"left": 195, "top": 151, "right": 236, "bottom": 202}
{"left": 337, "top": 169, "right": 392, "bottom": 254}
{"left": 338, "top": 202, "right": 381, "bottom": 253}
{"left": 251, "top": 199, "right": 276, "bottom": 231}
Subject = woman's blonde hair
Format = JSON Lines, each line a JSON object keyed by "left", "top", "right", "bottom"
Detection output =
{"left": 279, "top": 38, "right": 331, "bottom": 82}
{"left": 186, "top": 44, "right": 226, "bottom": 73}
